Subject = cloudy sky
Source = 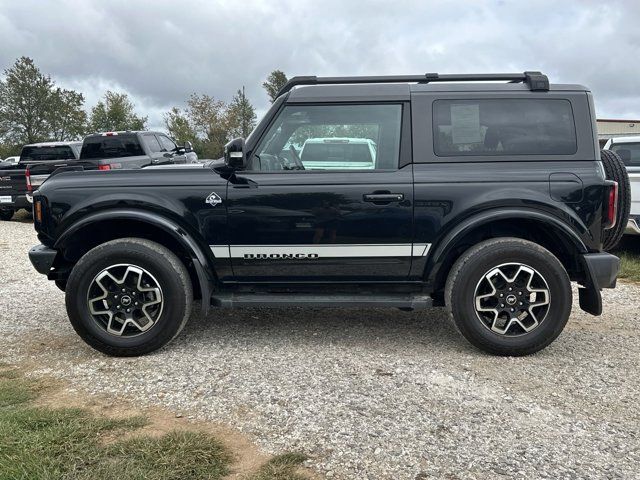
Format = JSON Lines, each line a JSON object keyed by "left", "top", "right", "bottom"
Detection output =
{"left": 0, "top": 0, "right": 639, "bottom": 129}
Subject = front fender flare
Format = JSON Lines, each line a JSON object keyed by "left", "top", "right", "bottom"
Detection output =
{"left": 55, "top": 209, "right": 214, "bottom": 314}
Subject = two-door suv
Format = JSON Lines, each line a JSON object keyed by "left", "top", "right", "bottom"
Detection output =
{"left": 28, "top": 72, "right": 629, "bottom": 357}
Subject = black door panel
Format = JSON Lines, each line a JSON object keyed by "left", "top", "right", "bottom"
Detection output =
{"left": 224, "top": 168, "right": 415, "bottom": 281}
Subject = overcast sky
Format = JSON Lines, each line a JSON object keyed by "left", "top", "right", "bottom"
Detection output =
{"left": 0, "top": 0, "right": 639, "bottom": 130}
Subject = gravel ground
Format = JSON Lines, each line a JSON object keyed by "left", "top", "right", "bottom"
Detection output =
{"left": 1, "top": 214, "right": 639, "bottom": 479}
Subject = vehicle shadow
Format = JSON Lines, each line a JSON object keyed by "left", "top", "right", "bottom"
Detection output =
{"left": 180, "top": 304, "right": 473, "bottom": 356}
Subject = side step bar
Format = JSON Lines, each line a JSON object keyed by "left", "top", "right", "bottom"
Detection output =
{"left": 210, "top": 293, "right": 433, "bottom": 309}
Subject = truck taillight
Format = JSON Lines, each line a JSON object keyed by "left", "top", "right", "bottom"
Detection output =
{"left": 98, "top": 164, "right": 111, "bottom": 171}
{"left": 603, "top": 181, "right": 618, "bottom": 230}
{"left": 25, "top": 167, "right": 32, "bottom": 192}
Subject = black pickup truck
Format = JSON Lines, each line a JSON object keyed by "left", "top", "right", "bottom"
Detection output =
{"left": 0, "top": 141, "right": 81, "bottom": 220}
{"left": 1, "top": 132, "right": 196, "bottom": 220}
{"left": 29, "top": 131, "right": 195, "bottom": 197}
{"left": 28, "top": 72, "right": 629, "bottom": 357}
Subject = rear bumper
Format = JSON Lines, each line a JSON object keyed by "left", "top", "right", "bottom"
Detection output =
{"left": 582, "top": 252, "right": 619, "bottom": 290}
{"left": 626, "top": 216, "right": 640, "bottom": 235}
{"left": 0, "top": 194, "right": 30, "bottom": 210}
{"left": 578, "top": 252, "right": 619, "bottom": 316}
{"left": 28, "top": 244, "right": 57, "bottom": 275}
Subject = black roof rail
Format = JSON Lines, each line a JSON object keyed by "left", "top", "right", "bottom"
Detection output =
{"left": 276, "top": 71, "right": 549, "bottom": 97}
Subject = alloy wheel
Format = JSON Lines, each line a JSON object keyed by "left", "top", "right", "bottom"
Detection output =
{"left": 86, "top": 264, "right": 163, "bottom": 337}
{"left": 474, "top": 262, "right": 550, "bottom": 336}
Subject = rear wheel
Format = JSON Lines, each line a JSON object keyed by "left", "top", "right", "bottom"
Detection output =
{"left": 601, "top": 149, "right": 630, "bottom": 251}
{"left": 65, "top": 238, "right": 192, "bottom": 356}
{"left": 0, "top": 209, "right": 14, "bottom": 221}
{"left": 445, "top": 238, "right": 571, "bottom": 356}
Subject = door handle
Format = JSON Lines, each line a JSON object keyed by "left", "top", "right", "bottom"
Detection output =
{"left": 363, "top": 193, "right": 404, "bottom": 203}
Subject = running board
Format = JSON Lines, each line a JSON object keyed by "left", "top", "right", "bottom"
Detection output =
{"left": 210, "top": 293, "right": 433, "bottom": 309}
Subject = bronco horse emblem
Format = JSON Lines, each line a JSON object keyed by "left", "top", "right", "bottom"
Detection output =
{"left": 205, "top": 192, "right": 222, "bottom": 206}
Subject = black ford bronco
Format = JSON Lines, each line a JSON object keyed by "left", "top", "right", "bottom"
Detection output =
{"left": 28, "top": 72, "right": 630, "bottom": 357}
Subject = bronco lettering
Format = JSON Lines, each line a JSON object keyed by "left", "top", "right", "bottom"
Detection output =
{"left": 243, "top": 253, "right": 319, "bottom": 259}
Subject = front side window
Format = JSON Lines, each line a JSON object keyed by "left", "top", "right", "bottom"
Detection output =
{"left": 142, "top": 134, "right": 162, "bottom": 154}
{"left": 610, "top": 142, "right": 640, "bottom": 166}
{"left": 158, "top": 135, "right": 177, "bottom": 152}
{"left": 250, "top": 104, "right": 402, "bottom": 171}
{"left": 433, "top": 99, "right": 577, "bottom": 156}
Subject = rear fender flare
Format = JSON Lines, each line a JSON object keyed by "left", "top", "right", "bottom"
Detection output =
{"left": 425, "top": 208, "right": 589, "bottom": 288}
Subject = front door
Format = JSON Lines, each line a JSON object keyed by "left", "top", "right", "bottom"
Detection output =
{"left": 223, "top": 102, "right": 419, "bottom": 283}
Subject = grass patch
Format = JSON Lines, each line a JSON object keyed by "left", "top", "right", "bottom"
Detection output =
{"left": 246, "top": 452, "right": 309, "bottom": 480}
{"left": 0, "top": 369, "right": 312, "bottom": 480}
{"left": 613, "top": 237, "right": 640, "bottom": 283}
{"left": 0, "top": 369, "right": 231, "bottom": 479}
{"left": 618, "top": 251, "right": 640, "bottom": 283}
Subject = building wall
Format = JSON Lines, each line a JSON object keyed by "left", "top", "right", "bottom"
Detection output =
{"left": 597, "top": 120, "right": 640, "bottom": 137}
{"left": 596, "top": 119, "right": 640, "bottom": 147}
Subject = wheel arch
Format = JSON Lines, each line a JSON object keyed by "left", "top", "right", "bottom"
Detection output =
{"left": 425, "top": 209, "right": 589, "bottom": 299}
{"left": 54, "top": 209, "right": 215, "bottom": 312}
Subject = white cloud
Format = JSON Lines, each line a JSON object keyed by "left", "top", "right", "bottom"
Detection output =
{"left": 0, "top": 0, "right": 639, "bottom": 128}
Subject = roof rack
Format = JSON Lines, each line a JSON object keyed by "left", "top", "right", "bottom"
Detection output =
{"left": 276, "top": 71, "right": 549, "bottom": 97}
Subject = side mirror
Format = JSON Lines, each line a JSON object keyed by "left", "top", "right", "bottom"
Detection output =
{"left": 184, "top": 141, "right": 193, "bottom": 153}
{"left": 224, "top": 137, "right": 246, "bottom": 169}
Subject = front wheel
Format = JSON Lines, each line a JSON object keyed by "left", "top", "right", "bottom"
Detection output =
{"left": 445, "top": 238, "right": 571, "bottom": 356}
{"left": 65, "top": 238, "right": 193, "bottom": 356}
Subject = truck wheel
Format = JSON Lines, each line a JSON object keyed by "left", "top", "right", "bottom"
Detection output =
{"left": 601, "top": 149, "right": 630, "bottom": 251}
{"left": 445, "top": 238, "right": 571, "bottom": 356}
{"left": 65, "top": 238, "right": 192, "bottom": 356}
{"left": 0, "top": 209, "right": 14, "bottom": 221}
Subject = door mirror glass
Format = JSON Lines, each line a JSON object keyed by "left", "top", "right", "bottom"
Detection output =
{"left": 184, "top": 141, "right": 193, "bottom": 152}
{"left": 224, "top": 137, "right": 246, "bottom": 169}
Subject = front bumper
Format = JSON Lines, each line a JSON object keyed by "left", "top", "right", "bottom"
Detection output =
{"left": 626, "top": 216, "right": 640, "bottom": 235}
{"left": 29, "top": 244, "right": 57, "bottom": 275}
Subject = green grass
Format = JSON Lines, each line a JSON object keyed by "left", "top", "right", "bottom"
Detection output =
{"left": 613, "top": 237, "right": 640, "bottom": 283}
{"left": 618, "top": 251, "right": 640, "bottom": 282}
{"left": 0, "top": 369, "right": 310, "bottom": 480}
{"left": 245, "top": 452, "right": 309, "bottom": 480}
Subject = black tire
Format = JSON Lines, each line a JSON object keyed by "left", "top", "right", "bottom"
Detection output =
{"left": 65, "top": 238, "right": 192, "bottom": 356}
{"left": 601, "top": 149, "right": 630, "bottom": 251}
{"left": 445, "top": 237, "right": 571, "bottom": 356}
{"left": 0, "top": 209, "right": 14, "bottom": 221}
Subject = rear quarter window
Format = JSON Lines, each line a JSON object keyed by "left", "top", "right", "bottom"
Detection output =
{"left": 433, "top": 98, "right": 577, "bottom": 157}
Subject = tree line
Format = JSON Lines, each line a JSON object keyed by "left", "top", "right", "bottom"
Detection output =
{"left": 0, "top": 56, "right": 288, "bottom": 159}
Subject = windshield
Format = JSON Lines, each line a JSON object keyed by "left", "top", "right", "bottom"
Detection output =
{"left": 81, "top": 135, "right": 145, "bottom": 159}
{"left": 20, "top": 146, "right": 76, "bottom": 161}
{"left": 611, "top": 142, "right": 640, "bottom": 166}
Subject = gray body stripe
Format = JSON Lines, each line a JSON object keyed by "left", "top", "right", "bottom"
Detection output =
{"left": 210, "top": 244, "right": 431, "bottom": 258}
